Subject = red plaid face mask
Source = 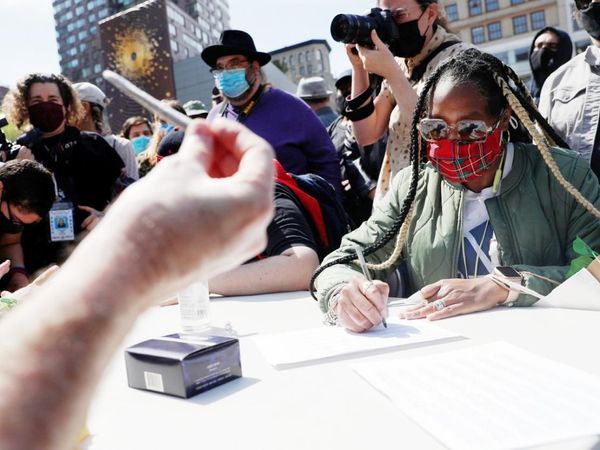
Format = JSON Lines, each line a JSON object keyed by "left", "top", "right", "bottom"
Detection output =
{"left": 427, "top": 127, "right": 503, "bottom": 183}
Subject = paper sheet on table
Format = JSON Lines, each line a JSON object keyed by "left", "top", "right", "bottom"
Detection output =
{"left": 252, "top": 318, "right": 459, "bottom": 367}
{"left": 354, "top": 341, "right": 600, "bottom": 450}
{"left": 535, "top": 267, "right": 600, "bottom": 311}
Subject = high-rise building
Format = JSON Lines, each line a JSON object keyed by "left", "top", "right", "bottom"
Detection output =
{"left": 270, "top": 40, "right": 335, "bottom": 91}
{"left": 445, "top": 0, "right": 590, "bottom": 84}
{"left": 52, "top": 0, "right": 230, "bottom": 127}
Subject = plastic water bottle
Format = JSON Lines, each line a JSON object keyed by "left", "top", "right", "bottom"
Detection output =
{"left": 178, "top": 281, "right": 210, "bottom": 334}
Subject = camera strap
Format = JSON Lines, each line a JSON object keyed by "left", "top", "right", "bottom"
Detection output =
{"left": 409, "top": 40, "right": 461, "bottom": 84}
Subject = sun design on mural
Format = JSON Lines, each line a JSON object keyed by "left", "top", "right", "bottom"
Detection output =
{"left": 112, "top": 29, "right": 157, "bottom": 80}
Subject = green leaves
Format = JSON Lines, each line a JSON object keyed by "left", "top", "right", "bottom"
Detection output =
{"left": 567, "top": 237, "right": 599, "bottom": 278}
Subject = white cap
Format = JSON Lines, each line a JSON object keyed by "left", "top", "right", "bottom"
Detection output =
{"left": 73, "top": 82, "right": 108, "bottom": 107}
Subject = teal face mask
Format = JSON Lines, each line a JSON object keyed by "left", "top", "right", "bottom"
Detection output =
{"left": 131, "top": 135, "right": 151, "bottom": 155}
{"left": 216, "top": 68, "right": 250, "bottom": 99}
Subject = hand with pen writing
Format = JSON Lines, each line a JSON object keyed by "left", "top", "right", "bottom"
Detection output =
{"left": 335, "top": 276, "right": 389, "bottom": 333}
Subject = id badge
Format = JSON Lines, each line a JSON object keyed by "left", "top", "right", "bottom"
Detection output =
{"left": 49, "top": 201, "right": 75, "bottom": 242}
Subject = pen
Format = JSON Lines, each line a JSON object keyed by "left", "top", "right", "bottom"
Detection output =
{"left": 354, "top": 245, "right": 387, "bottom": 328}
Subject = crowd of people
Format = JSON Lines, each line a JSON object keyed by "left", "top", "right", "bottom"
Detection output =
{"left": 0, "top": 0, "right": 599, "bottom": 447}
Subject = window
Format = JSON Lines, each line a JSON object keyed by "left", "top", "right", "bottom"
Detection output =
{"left": 78, "top": 30, "right": 88, "bottom": 40}
{"left": 468, "top": 0, "right": 482, "bottom": 16}
{"left": 75, "top": 5, "right": 85, "bottom": 15}
{"left": 94, "top": 63, "right": 102, "bottom": 73}
{"left": 485, "top": 0, "right": 499, "bottom": 12}
{"left": 495, "top": 51, "right": 509, "bottom": 64}
{"left": 487, "top": 21, "right": 502, "bottom": 40}
{"left": 300, "top": 66, "right": 306, "bottom": 76}
{"left": 183, "top": 34, "right": 202, "bottom": 51}
{"left": 511, "top": 0, "right": 524, "bottom": 4}
{"left": 515, "top": 47, "right": 529, "bottom": 62}
{"left": 471, "top": 26, "right": 485, "bottom": 44}
{"left": 512, "top": 15, "right": 527, "bottom": 34}
{"left": 571, "top": 5, "right": 583, "bottom": 31}
{"left": 68, "top": 47, "right": 77, "bottom": 56}
{"left": 82, "top": 67, "right": 91, "bottom": 78}
{"left": 98, "top": 8, "right": 108, "bottom": 18}
{"left": 307, "top": 64, "right": 313, "bottom": 74}
{"left": 79, "top": 42, "right": 88, "bottom": 52}
{"left": 171, "top": 40, "right": 178, "bottom": 53}
{"left": 168, "top": 7, "right": 185, "bottom": 26}
{"left": 169, "top": 23, "right": 176, "bottom": 37}
{"left": 88, "top": 13, "right": 96, "bottom": 23}
{"left": 446, "top": 4, "right": 459, "bottom": 22}
{"left": 299, "top": 53, "right": 304, "bottom": 64}
{"left": 67, "top": 23, "right": 76, "bottom": 32}
{"left": 530, "top": 11, "right": 545, "bottom": 30}
{"left": 76, "top": 18, "right": 85, "bottom": 28}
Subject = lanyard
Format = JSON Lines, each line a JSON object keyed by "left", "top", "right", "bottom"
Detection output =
{"left": 220, "top": 84, "right": 265, "bottom": 123}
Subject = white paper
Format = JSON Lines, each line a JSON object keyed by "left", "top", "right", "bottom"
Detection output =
{"left": 536, "top": 268, "right": 600, "bottom": 311}
{"left": 253, "top": 318, "right": 459, "bottom": 367}
{"left": 354, "top": 342, "right": 600, "bottom": 450}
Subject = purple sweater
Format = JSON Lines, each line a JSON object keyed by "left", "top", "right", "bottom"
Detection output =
{"left": 208, "top": 87, "right": 342, "bottom": 194}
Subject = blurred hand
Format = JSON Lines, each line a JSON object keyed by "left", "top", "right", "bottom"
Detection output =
{"left": 1, "top": 265, "right": 59, "bottom": 302}
{"left": 336, "top": 275, "right": 389, "bottom": 332}
{"left": 355, "top": 30, "right": 401, "bottom": 79}
{"left": 78, "top": 205, "right": 105, "bottom": 231}
{"left": 399, "top": 277, "right": 508, "bottom": 321}
{"left": 16, "top": 146, "right": 35, "bottom": 161}
{"left": 79, "top": 118, "right": 275, "bottom": 300}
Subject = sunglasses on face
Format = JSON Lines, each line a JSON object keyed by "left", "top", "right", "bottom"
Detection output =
{"left": 418, "top": 114, "right": 504, "bottom": 143}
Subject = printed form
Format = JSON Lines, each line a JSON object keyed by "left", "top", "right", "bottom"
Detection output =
{"left": 253, "top": 318, "right": 459, "bottom": 367}
{"left": 354, "top": 341, "right": 600, "bottom": 450}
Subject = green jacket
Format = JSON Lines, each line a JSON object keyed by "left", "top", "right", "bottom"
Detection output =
{"left": 316, "top": 143, "right": 600, "bottom": 311}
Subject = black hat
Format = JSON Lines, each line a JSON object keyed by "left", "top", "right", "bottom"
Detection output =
{"left": 157, "top": 130, "right": 185, "bottom": 158}
{"left": 201, "top": 30, "right": 271, "bottom": 68}
{"left": 335, "top": 69, "right": 352, "bottom": 89}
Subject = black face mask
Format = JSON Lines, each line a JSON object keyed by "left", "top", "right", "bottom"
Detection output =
{"left": 336, "top": 94, "right": 348, "bottom": 117}
{"left": 580, "top": 2, "right": 600, "bottom": 40}
{"left": 530, "top": 48, "right": 560, "bottom": 79}
{"left": 0, "top": 202, "right": 24, "bottom": 234}
{"left": 389, "top": 10, "right": 428, "bottom": 58}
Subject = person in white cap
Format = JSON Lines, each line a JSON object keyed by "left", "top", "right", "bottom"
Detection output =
{"left": 73, "top": 82, "right": 139, "bottom": 182}
{"left": 296, "top": 76, "right": 338, "bottom": 128}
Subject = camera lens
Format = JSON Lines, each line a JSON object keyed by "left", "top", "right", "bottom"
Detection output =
{"left": 331, "top": 13, "right": 378, "bottom": 47}
{"left": 331, "top": 14, "right": 355, "bottom": 43}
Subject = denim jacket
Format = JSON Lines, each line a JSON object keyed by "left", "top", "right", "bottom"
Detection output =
{"left": 539, "top": 46, "right": 600, "bottom": 163}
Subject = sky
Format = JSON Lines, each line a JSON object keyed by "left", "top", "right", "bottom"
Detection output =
{"left": 0, "top": 0, "right": 374, "bottom": 88}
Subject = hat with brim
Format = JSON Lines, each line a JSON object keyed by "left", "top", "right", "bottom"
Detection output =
{"left": 335, "top": 69, "right": 353, "bottom": 89}
{"left": 201, "top": 30, "right": 271, "bottom": 67}
{"left": 296, "top": 77, "right": 333, "bottom": 100}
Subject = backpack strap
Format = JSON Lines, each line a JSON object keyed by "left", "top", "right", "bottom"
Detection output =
{"left": 409, "top": 40, "right": 461, "bottom": 83}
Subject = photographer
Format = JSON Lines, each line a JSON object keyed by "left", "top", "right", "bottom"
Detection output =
{"left": 337, "top": 0, "right": 469, "bottom": 204}
{"left": 1, "top": 73, "right": 124, "bottom": 272}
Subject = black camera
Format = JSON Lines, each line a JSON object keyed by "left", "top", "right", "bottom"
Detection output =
{"left": 0, "top": 116, "right": 43, "bottom": 161}
{"left": 330, "top": 8, "right": 400, "bottom": 48}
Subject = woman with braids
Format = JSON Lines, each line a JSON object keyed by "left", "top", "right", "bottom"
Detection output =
{"left": 346, "top": 0, "right": 470, "bottom": 206}
{"left": 313, "top": 49, "right": 600, "bottom": 333}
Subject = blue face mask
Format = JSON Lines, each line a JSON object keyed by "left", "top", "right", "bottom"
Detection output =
{"left": 216, "top": 68, "right": 251, "bottom": 99}
{"left": 131, "top": 135, "right": 151, "bottom": 155}
{"left": 160, "top": 123, "right": 175, "bottom": 134}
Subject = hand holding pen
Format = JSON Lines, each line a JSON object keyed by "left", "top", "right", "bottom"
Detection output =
{"left": 354, "top": 245, "right": 387, "bottom": 328}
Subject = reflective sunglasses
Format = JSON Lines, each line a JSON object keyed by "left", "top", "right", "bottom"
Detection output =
{"left": 418, "top": 113, "right": 504, "bottom": 143}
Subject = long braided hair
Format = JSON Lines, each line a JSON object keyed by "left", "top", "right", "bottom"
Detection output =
{"left": 309, "top": 48, "right": 600, "bottom": 300}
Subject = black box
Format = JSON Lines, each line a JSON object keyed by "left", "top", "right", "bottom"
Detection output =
{"left": 124, "top": 333, "right": 242, "bottom": 398}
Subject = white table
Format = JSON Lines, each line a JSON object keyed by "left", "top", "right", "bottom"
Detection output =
{"left": 88, "top": 292, "right": 600, "bottom": 450}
